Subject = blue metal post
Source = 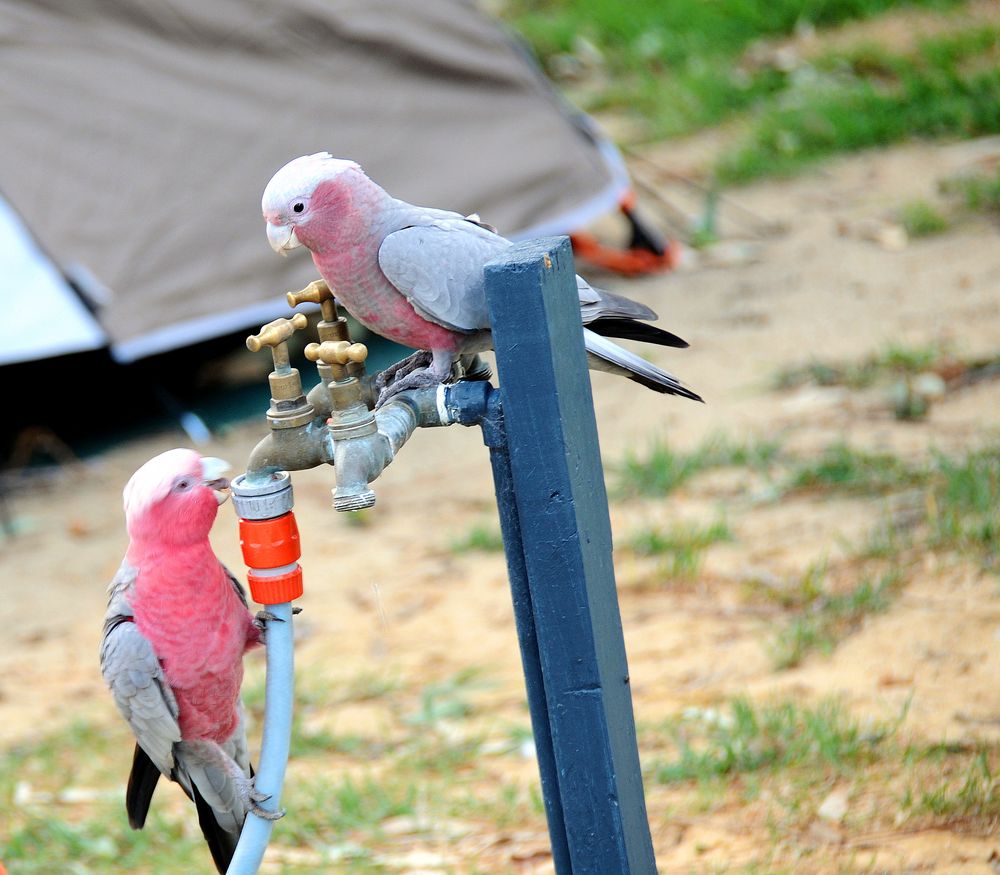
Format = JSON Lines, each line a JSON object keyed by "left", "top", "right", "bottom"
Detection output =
{"left": 480, "top": 390, "right": 573, "bottom": 874}
{"left": 482, "top": 237, "right": 657, "bottom": 874}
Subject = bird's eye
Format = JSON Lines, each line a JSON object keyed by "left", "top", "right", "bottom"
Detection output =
{"left": 292, "top": 202, "right": 305, "bottom": 214}
{"left": 174, "top": 478, "right": 193, "bottom": 492}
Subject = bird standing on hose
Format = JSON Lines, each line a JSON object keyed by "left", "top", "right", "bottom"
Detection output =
{"left": 262, "top": 152, "right": 702, "bottom": 405}
{"left": 100, "top": 449, "right": 280, "bottom": 874}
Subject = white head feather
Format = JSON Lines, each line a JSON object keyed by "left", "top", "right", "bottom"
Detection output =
{"left": 261, "top": 152, "right": 361, "bottom": 214}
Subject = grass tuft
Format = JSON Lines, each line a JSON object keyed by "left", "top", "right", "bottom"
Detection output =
{"left": 786, "top": 441, "right": 924, "bottom": 495}
{"left": 617, "top": 434, "right": 781, "bottom": 497}
{"left": 450, "top": 523, "right": 505, "bottom": 554}
{"left": 628, "top": 518, "right": 734, "bottom": 577}
{"left": 928, "top": 445, "right": 1000, "bottom": 567}
{"left": 771, "top": 567, "right": 902, "bottom": 669}
{"left": 898, "top": 198, "right": 950, "bottom": 237}
{"left": 652, "top": 697, "right": 886, "bottom": 784}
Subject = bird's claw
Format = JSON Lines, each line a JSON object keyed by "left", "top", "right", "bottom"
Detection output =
{"left": 255, "top": 609, "right": 282, "bottom": 625}
{"left": 255, "top": 606, "right": 301, "bottom": 625}
{"left": 375, "top": 367, "right": 446, "bottom": 410}
{"left": 246, "top": 781, "right": 285, "bottom": 820}
{"left": 373, "top": 350, "right": 433, "bottom": 393}
{"left": 250, "top": 801, "right": 286, "bottom": 821}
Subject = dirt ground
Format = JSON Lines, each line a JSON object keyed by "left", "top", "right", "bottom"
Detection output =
{"left": 2, "top": 137, "right": 1000, "bottom": 872}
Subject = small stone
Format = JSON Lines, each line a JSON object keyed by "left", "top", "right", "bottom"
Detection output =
{"left": 818, "top": 788, "right": 849, "bottom": 822}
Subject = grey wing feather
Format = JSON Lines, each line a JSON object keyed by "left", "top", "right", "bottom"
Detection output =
{"left": 177, "top": 751, "right": 245, "bottom": 833}
{"left": 223, "top": 565, "right": 250, "bottom": 610}
{"left": 378, "top": 218, "right": 510, "bottom": 333}
{"left": 175, "top": 712, "right": 253, "bottom": 834}
{"left": 578, "top": 277, "right": 658, "bottom": 324}
{"left": 100, "top": 560, "right": 181, "bottom": 777}
{"left": 584, "top": 328, "right": 702, "bottom": 401}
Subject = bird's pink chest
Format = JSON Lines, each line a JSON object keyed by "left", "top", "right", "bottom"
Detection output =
{"left": 313, "top": 249, "right": 459, "bottom": 352}
{"left": 135, "top": 567, "right": 252, "bottom": 743}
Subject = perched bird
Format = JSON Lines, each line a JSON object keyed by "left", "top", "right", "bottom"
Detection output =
{"left": 100, "top": 449, "right": 276, "bottom": 874}
{"left": 262, "top": 153, "right": 701, "bottom": 403}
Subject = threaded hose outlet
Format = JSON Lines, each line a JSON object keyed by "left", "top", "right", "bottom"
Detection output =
{"left": 232, "top": 470, "right": 294, "bottom": 520}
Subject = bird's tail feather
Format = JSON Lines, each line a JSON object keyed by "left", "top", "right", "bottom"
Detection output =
{"left": 583, "top": 328, "right": 703, "bottom": 402}
{"left": 126, "top": 744, "right": 161, "bottom": 830}
{"left": 191, "top": 784, "right": 240, "bottom": 874}
{"left": 586, "top": 317, "right": 689, "bottom": 349}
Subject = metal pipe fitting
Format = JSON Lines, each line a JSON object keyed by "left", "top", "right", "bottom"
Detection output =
{"left": 232, "top": 470, "right": 294, "bottom": 517}
{"left": 329, "top": 385, "right": 453, "bottom": 512}
{"left": 245, "top": 421, "right": 334, "bottom": 481}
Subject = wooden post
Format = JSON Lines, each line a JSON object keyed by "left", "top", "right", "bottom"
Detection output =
{"left": 483, "top": 237, "right": 657, "bottom": 874}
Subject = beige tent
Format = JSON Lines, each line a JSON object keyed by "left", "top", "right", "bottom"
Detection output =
{"left": 1, "top": 0, "right": 639, "bottom": 363}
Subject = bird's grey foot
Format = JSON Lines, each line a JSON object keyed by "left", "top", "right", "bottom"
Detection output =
{"left": 245, "top": 781, "right": 285, "bottom": 821}
{"left": 375, "top": 367, "right": 444, "bottom": 409}
{"left": 253, "top": 606, "right": 301, "bottom": 642}
{"left": 374, "top": 350, "right": 433, "bottom": 394}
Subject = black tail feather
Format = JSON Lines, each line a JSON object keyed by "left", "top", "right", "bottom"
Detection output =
{"left": 191, "top": 784, "right": 240, "bottom": 875}
{"left": 625, "top": 370, "right": 703, "bottom": 402}
{"left": 587, "top": 317, "right": 689, "bottom": 349}
{"left": 125, "top": 744, "right": 161, "bottom": 830}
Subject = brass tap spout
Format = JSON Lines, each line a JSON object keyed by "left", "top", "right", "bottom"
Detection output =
{"left": 244, "top": 312, "right": 333, "bottom": 482}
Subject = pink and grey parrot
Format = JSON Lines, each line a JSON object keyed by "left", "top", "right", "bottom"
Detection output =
{"left": 261, "top": 153, "right": 701, "bottom": 403}
{"left": 100, "top": 449, "right": 277, "bottom": 874}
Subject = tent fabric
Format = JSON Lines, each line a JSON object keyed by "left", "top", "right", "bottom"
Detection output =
{"left": 0, "top": 0, "right": 629, "bottom": 362}
{"left": 0, "top": 197, "right": 107, "bottom": 366}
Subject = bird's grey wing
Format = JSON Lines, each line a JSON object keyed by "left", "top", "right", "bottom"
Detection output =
{"left": 577, "top": 277, "right": 658, "bottom": 324}
{"left": 378, "top": 219, "right": 511, "bottom": 333}
{"left": 223, "top": 565, "right": 250, "bottom": 611}
{"left": 176, "top": 738, "right": 250, "bottom": 834}
{"left": 100, "top": 560, "right": 181, "bottom": 776}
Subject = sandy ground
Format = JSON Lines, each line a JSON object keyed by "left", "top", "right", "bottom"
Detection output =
{"left": 2, "top": 137, "right": 1000, "bottom": 872}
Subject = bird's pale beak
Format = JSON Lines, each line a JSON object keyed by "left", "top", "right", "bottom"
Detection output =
{"left": 200, "top": 457, "right": 231, "bottom": 504}
{"left": 266, "top": 221, "right": 301, "bottom": 256}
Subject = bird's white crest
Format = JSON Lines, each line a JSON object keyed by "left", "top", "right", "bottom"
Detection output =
{"left": 261, "top": 152, "right": 362, "bottom": 213}
{"left": 123, "top": 449, "right": 230, "bottom": 521}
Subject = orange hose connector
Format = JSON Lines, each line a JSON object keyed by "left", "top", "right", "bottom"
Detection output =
{"left": 239, "top": 511, "right": 304, "bottom": 604}
{"left": 239, "top": 514, "right": 301, "bottom": 568}
{"left": 247, "top": 566, "right": 303, "bottom": 604}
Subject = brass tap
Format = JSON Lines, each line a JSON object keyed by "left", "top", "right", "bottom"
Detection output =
{"left": 246, "top": 313, "right": 314, "bottom": 428}
{"left": 304, "top": 340, "right": 370, "bottom": 418}
{"left": 305, "top": 340, "right": 368, "bottom": 367}
{"left": 288, "top": 279, "right": 367, "bottom": 378}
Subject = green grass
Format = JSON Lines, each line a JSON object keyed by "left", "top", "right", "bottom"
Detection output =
{"left": 928, "top": 445, "right": 1000, "bottom": 567}
{"left": 650, "top": 697, "right": 887, "bottom": 784}
{"left": 898, "top": 198, "right": 950, "bottom": 236}
{"left": 628, "top": 518, "right": 734, "bottom": 577}
{"left": 450, "top": 523, "right": 505, "bottom": 554}
{"left": 943, "top": 166, "right": 1000, "bottom": 213}
{"left": 904, "top": 749, "right": 1000, "bottom": 820}
{"left": 503, "top": 0, "right": 969, "bottom": 141}
{"left": 771, "top": 567, "right": 902, "bottom": 668}
{"left": 617, "top": 434, "right": 781, "bottom": 497}
{"left": 785, "top": 441, "right": 925, "bottom": 494}
{"left": 717, "top": 26, "right": 1000, "bottom": 182}
{"left": 0, "top": 721, "right": 211, "bottom": 874}
{"left": 772, "top": 341, "right": 950, "bottom": 390}
{"left": 0, "top": 665, "right": 532, "bottom": 874}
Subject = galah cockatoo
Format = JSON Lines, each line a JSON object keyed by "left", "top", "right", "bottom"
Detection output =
{"left": 100, "top": 449, "right": 278, "bottom": 874}
{"left": 261, "top": 153, "right": 702, "bottom": 403}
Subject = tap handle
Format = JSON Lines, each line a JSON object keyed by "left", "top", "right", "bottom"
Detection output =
{"left": 286, "top": 279, "right": 334, "bottom": 309}
{"left": 304, "top": 340, "right": 369, "bottom": 366}
{"left": 246, "top": 313, "right": 309, "bottom": 352}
